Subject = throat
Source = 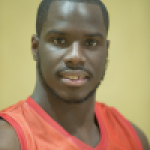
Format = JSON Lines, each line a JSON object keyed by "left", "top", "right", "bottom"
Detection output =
{"left": 72, "top": 123, "right": 101, "bottom": 148}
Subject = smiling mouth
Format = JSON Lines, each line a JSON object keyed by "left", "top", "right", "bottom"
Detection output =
{"left": 61, "top": 77, "right": 88, "bottom": 87}
{"left": 59, "top": 73, "right": 90, "bottom": 87}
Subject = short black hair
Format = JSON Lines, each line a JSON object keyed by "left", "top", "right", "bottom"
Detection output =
{"left": 36, "top": 0, "right": 109, "bottom": 37}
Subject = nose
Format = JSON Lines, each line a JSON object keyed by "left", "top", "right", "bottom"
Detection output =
{"left": 64, "top": 42, "right": 86, "bottom": 67}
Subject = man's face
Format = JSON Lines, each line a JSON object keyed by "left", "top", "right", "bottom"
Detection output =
{"left": 36, "top": 1, "right": 109, "bottom": 103}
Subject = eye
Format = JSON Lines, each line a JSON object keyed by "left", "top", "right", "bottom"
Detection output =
{"left": 52, "top": 37, "right": 66, "bottom": 44}
{"left": 85, "top": 39, "right": 99, "bottom": 47}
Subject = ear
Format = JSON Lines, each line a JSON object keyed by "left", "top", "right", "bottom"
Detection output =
{"left": 31, "top": 34, "right": 39, "bottom": 61}
{"left": 106, "top": 40, "right": 110, "bottom": 58}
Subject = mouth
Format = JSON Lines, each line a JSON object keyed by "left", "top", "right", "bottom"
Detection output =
{"left": 58, "top": 72, "right": 90, "bottom": 87}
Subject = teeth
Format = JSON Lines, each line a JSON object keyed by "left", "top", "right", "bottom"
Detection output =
{"left": 64, "top": 76, "right": 86, "bottom": 79}
{"left": 65, "top": 76, "right": 79, "bottom": 79}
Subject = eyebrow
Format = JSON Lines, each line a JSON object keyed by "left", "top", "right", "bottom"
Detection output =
{"left": 46, "top": 30, "right": 66, "bottom": 35}
{"left": 84, "top": 33, "right": 104, "bottom": 38}
{"left": 46, "top": 29, "right": 104, "bottom": 38}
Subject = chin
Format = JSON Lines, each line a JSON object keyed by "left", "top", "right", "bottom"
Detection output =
{"left": 53, "top": 88, "right": 96, "bottom": 104}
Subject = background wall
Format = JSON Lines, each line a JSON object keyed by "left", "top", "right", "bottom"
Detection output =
{"left": 0, "top": 0, "right": 150, "bottom": 141}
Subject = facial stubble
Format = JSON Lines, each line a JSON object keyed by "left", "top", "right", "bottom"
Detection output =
{"left": 37, "top": 52, "right": 108, "bottom": 104}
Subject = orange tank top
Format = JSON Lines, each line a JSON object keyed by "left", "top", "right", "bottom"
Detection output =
{"left": 0, "top": 97, "right": 143, "bottom": 150}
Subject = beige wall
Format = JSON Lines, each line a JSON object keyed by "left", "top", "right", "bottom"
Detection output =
{"left": 0, "top": 0, "right": 150, "bottom": 141}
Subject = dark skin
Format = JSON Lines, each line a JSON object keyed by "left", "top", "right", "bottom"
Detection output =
{"left": 0, "top": 1, "right": 149, "bottom": 150}
{"left": 32, "top": 1, "right": 107, "bottom": 146}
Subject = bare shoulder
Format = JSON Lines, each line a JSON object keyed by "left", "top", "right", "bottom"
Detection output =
{"left": 0, "top": 119, "right": 21, "bottom": 150}
{"left": 130, "top": 121, "right": 150, "bottom": 150}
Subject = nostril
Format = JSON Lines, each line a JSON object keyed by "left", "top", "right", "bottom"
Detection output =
{"left": 64, "top": 55, "right": 86, "bottom": 66}
{"left": 68, "top": 61, "right": 72, "bottom": 64}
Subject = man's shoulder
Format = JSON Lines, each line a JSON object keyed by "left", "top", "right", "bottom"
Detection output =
{"left": 0, "top": 118, "right": 21, "bottom": 150}
{"left": 129, "top": 121, "right": 150, "bottom": 150}
{"left": 96, "top": 103, "right": 150, "bottom": 150}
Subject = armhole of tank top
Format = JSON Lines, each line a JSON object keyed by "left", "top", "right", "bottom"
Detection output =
{"left": 111, "top": 107, "right": 143, "bottom": 150}
{"left": 0, "top": 114, "right": 27, "bottom": 150}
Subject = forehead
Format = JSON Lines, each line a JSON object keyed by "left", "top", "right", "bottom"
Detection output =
{"left": 42, "top": 1, "right": 106, "bottom": 36}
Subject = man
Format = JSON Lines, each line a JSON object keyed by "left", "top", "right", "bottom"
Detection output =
{"left": 0, "top": 0, "right": 149, "bottom": 149}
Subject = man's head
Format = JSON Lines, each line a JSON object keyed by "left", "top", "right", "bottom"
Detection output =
{"left": 32, "top": 0, "right": 110, "bottom": 104}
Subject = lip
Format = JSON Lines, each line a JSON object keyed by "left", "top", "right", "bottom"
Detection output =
{"left": 58, "top": 70, "right": 90, "bottom": 87}
{"left": 61, "top": 78, "right": 88, "bottom": 87}
{"left": 58, "top": 70, "right": 90, "bottom": 78}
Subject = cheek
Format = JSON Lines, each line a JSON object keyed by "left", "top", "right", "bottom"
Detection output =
{"left": 88, "top": 52, "right": 107, "bottom": 84}
{"left": 95, "top": 56, "right": 106, "bottom": 71}
{"left": 87, "top": 50, "right": 107, "bottom": 74}
{"left": 39, "top": 43, "right": 66, "bottom": 75}
{"left": 41, "top": 43, "right": 64, "bottom": 60}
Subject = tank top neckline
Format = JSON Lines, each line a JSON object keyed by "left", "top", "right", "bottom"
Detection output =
{"left": 26, "top": 97, "right": 108, "bottom": 150}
